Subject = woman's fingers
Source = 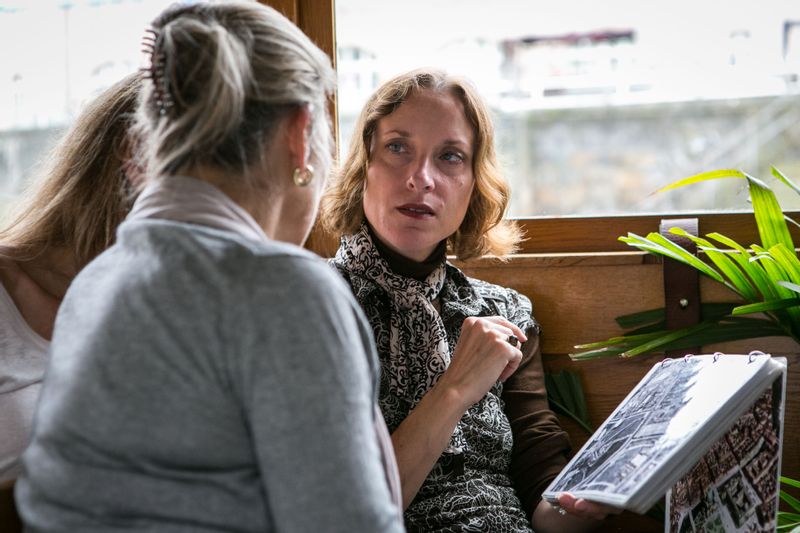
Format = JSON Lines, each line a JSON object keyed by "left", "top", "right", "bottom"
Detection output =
{"left": 477, "top": 315, "right": 528, "bottom": 344}
{"left": 497, "top": 355, "right": 521, "bottom": 382}
{"left": 472, "top": 316, "right": 523, "bottom": 382}
{"left": 441, "top": 316, "right": 525, "bottom": 408}
{"left": 556, "top": 493, "right": 623, "bottom": 521}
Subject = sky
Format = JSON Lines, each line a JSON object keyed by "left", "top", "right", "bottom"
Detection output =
{"left": 0, "top": 0, "right": 172, "bottom": 129}
{"left": 1, "top": 0, "right": 800, "bottom": 129}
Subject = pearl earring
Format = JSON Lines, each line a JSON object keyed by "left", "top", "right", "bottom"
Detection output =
{"left": 292, "top": 165, "right": 315, "bottom": 187}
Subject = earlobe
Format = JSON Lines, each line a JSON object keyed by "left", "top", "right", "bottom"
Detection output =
{"left": 287, "top": 105, "right": 313, "bottom": 169}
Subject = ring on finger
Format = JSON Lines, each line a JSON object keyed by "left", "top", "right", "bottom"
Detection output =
{"left": 507, "top": 334, "right": 520, "bottom": 348}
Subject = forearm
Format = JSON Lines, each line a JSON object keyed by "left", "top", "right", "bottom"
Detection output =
{"left": 502, "top": 332, "right": 571, "bottom": 514}
{"left": 391, "top": 383, "right": 468, "bottom": 509}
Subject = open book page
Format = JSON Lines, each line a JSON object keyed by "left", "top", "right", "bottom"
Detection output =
{"left": 542, "top": 354, "right": 786, "bottom": 514}
{"left": 666, "top": 370, "right": 785, "bottom": 533}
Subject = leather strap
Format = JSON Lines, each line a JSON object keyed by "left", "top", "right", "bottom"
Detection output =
{"left": 660, "top": 218, "right": 701, "bottom": 357}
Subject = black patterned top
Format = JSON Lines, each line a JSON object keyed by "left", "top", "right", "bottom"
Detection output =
{"left": 331, "top": 226, "right": 571, "bottom": 532}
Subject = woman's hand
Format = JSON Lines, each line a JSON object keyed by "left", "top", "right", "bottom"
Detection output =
{"left": 555, "top": 493, "right": 622, "bottom": 521}
{"left": 533, "top": 494, "right": 622, "bottom": 532}
{"left": 436, "top": 316, "right": 527, "bottom": 410}
{"left": 390, "top": 315, "right": 526, "bottom": 508}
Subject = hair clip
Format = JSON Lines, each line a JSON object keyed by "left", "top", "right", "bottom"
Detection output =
{"left": 140, "top": 27, "right": 174, "bottom": 117}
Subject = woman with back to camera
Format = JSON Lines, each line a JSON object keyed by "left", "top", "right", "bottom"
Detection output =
{"left": 322, "top": 69, "right": 618, "bottom": 532}
{"left": 0, "top": 71, "right": 142, "bottom": 491}
{"left": 17, "top": 2, "right": 404, "bottom": 532}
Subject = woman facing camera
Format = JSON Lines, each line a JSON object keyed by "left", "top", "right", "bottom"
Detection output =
{"left": 17, "top": 3, "right": 403, "bottom": 532}
{"left": 322, "top": 69, "right": 616, "bottom": 532}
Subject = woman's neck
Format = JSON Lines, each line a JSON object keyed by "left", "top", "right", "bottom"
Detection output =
{"left": 20, "top": 247, "right": 77, "bottom": 298}
{"left": 0, "top": 248, "right": 77, "bottom": 340}
{"left": 368, "top": 225, "right": 446, "bottom": 281}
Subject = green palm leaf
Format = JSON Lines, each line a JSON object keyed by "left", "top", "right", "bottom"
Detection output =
{"left": 620, "top": 232, "right": 726, "bottom": 284}
{"left": 577, "top": 167, "right": 800, "bottom": 359}
{"left": 571, "top": 318, "right": 784, "bottom": 360}
{"left": 578, "top": 168, "right": 800, "bottom": 525}
{"left": 773, "top": 167, "right": 800, "bottom": 196}
{"left": 658, "top": 168, "right": 793, "bottom": 250}
{"left": 668, "top": 228, "right": 757, "bottom": 300}
{"left": 732, "top": 298, "right": 800, "bottom": 316}
{"left": 782, "top": 490, "right": 800, "bottom": 513}
{"left": 706, "top": 233, "right": 780, "bottom": 301}
{"left": 782, "top": 477, "right": 800, "bottom": 490}
{"left": 545, "top": 371, "right": 593, "bottom": 434}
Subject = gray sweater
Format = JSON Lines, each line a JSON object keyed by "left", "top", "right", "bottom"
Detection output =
{"left": 16, "top": 218, "right": 404, "bottom": 532}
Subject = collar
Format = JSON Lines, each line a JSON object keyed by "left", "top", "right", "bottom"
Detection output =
{"left": 127, "top": 176, "right": 269, "bottom": 244}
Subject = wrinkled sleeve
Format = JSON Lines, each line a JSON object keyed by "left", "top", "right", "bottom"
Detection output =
{"left": 502, "top": 328, "right": 572, "bottom": 518}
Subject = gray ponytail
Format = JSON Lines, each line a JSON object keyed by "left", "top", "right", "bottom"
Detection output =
{"left": 136, "top": 0, "right": 334, "bottom": 183}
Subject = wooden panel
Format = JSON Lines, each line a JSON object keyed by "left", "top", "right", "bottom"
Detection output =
{"left": 457, "top": 253, "right": 670, "bottom": 354}
{"left": 307, "top": 211, "right": 800, "bottom": 258}
{"left": 457, "top": 252, "right": 799, "bottom": 354}
{"left": 262, "top": 0, "right": 338, "bottom": 149}
{"left": 262, "top": 0, "right": 297, "bottom": 22}
{"left": 297, "top": 0, "right": 339, "bottom": 149}
{"left": 297, "top": 0, "right": 335, "bottom": 63}
{"left": 516, "top": 211, "right": 800, "bottom": 254}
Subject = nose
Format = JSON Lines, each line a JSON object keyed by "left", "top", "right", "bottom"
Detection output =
{"left": 407, "top": 157, "right": 434, "bottom": 191}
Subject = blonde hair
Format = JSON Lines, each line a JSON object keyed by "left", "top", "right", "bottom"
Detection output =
{"left": 135, "top": 1, "right": 335, "bottom": 187}
{"left": 321, "top": 69, "right": 522, "bottom": 260}
{"left": 0, "top": 72, "right": 142, "bottom": 267}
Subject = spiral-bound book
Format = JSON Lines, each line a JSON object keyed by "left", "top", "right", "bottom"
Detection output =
{"left": 542, "top": 353, "right": 787, "bottom": 519}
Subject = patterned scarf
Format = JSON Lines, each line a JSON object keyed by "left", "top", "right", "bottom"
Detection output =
{"left": 333, "top": 224, "right": 467, "bottom": 453}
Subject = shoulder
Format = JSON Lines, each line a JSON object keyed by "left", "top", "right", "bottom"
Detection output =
{"left": 243, "top": 244, "right": 368, "bottom": 330}
{"left": 449, "top": 263, "right": 532, "bottom": 312}
{"left": 446, "top": 262, "right": 537, "bottom": 329}
{"left": 79, "top": 221, "right": 359, "bottom": 329}
{"left": 253, "top": 243, "right": 351, "bottom": 296}
{"left": 116, "top": 219, "right": 349, "bottom": 295}
{"left": 240, "top": 246, "right": 380, "bottom": 383}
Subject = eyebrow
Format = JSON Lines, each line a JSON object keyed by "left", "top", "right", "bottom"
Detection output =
{"left": 382, "top": 129, "right": 411, "bottom": 138}
{"left": 381, "top": 129, "right": 471, "bottom": 149}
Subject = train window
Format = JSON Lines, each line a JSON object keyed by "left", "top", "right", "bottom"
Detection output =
{"left": 335, "top": 0, "right": 800, "bottom": 216}
{"left": 0, "top": 0, "right": 172, "bottom": 215}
